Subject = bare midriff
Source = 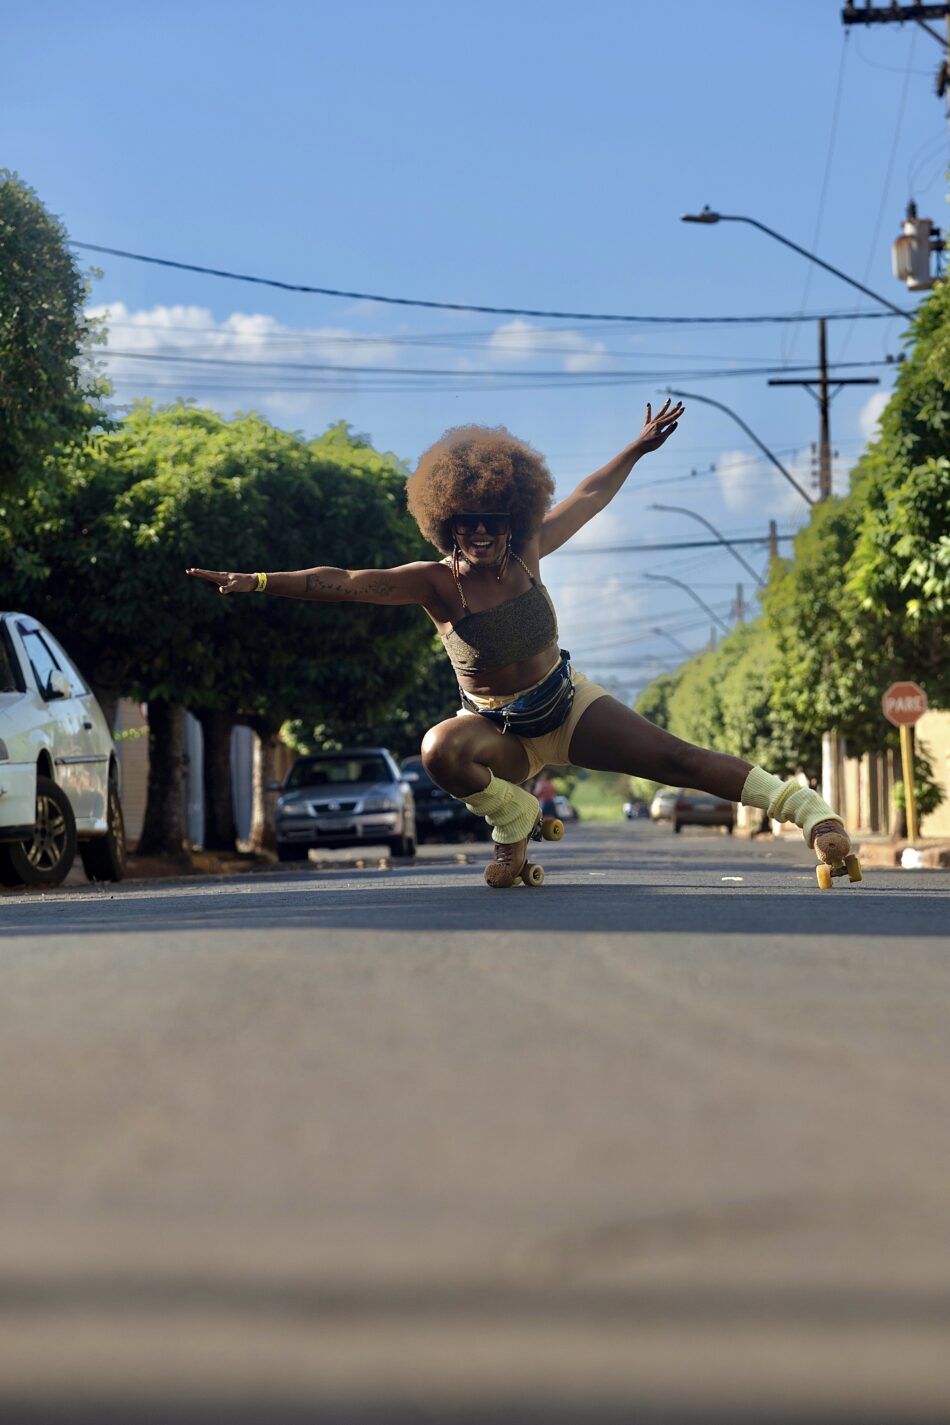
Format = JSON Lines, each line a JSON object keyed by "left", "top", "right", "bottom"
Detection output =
{"left": 452, "top": 644, "right": 561, "bottom": 701}
{"left": 424, "top": 565, "right": 561, "bottom": 699}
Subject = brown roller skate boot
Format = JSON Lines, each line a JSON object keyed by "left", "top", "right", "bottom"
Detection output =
{"left": 484, "top": 834, "right": 529, "bottom": 888}
{"left": 812, "top": 818, "right": 862, "bottom": 890}
{"left": 812, "top": 819, "right": 851, "bottom": 865}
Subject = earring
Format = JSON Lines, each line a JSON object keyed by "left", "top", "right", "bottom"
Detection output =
{"left": 496, "top": 534, "right": 512, "bottom": 581}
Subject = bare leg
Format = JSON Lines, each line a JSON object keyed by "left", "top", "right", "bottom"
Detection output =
{"left": 568, "top": 696, "right": 851, "bottom": 859}
{"left": 568, "top": 695, "right": 750, "bottom": 799}
{"left": 422, "top": 718, "right": 539, "bottom": 887}
{"left": 421, "top": 716, "right": 530, "bottom": 798}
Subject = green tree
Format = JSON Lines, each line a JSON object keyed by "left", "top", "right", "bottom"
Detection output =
{"left": 763, "top": 273, "right": 949, "bottom": 762}
{"left": 284, "top": 632, "right": 460, "bottom": 765}
{"left": 634, "top": 671, "right": 682, "bottom": 730}
{"left": 0, "top": 404, "right": 435, "bottom": 854}
{"left": 0, "top": 172, "right": 104, "bottom": 500}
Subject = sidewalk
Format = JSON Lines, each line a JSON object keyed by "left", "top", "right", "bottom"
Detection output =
{"left": 857, "top": 835, "right": 950, "bottom": 870}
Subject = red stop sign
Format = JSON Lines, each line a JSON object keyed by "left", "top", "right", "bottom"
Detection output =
{"left": 882, "top": 681, "right": 929, "bottom": 727}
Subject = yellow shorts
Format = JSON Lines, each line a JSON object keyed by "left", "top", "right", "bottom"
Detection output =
{"left": 458, "top": 668, "right": 611, "bottom": 779}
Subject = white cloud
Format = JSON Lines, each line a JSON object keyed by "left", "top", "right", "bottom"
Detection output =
{"left": 86, "top": 302, "right": 404, "bottom": 373}
{"left": 487, "top": 319, "right": 609, "bottom": 373}
{"left": 859, "top": 390, "right": 890, "bottom": 441}
{"left": 716, "top": 446, "right": 816, "bottom": 516}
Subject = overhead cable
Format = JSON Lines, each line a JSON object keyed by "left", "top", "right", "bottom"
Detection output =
{"left": 72, "top": 240, "right": 904, "bottom": 325}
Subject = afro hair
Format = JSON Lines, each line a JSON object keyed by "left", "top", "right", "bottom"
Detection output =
{"left": 407, "top": 425, "right": 556, "bottom": 555}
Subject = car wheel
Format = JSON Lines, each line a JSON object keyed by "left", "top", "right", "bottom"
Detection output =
{"left": 277, "top": 841, "right": 309, "bottom": 862}
{"left": 672, "top": 820, "right": 682, "bottom": 834}
{"left": 388, "top": 835, "right": 416, "bottom": 858}
{"left": 726, "top": 823, "right": 734, "bottom": 835}
{"left": 79, "top": 778, "right": 127, "bottom": 882}
{"left": 0, "top": 776, "right": 77, "bottom": 888}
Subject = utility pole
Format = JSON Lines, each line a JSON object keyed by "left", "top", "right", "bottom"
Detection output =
{"left": 735, "top": 584, "right": 746, "bottom": 623}
{"left": 768, "top": 519, "right": 779, "bottom": 562}
{"left": 842, "top": 4, "right": 950, "bottom": 139}
{"left": 767, "top": 318, "right": 879, "bottom": 499}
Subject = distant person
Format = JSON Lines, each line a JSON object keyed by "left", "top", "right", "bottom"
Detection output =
{"left": 188, "top": 402, "right": 852, "bottom": 887}
{"left": 533, "top": 772, "right": 558, "bottom": 820}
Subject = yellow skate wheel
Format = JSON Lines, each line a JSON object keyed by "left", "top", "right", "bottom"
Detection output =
{"left": 816, "top": 864, "right": 833, "bottom": 891}
{"left": 522, "top": 862, "right": 545, "bottom": 887}
{"left": 845, "top": 853, "right": 863, "bottom": 883}
{"left": 542, "top": 818, "right": 564, "bottom": 841}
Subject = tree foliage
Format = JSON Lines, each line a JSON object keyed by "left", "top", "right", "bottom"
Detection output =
{"left": 636, "top": 619, "right": 821, "bottom": 777}
{"left": 763, "top": 273, "right": 950, "bottom": 755}
{"left": 0, "top": 403, "right": 437, "bottom": 848}
{"left": 0, "top": 171, "right": 104, "bottom": 498}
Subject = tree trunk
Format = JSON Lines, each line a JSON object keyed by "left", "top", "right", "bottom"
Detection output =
{"left": 89, "top": 649, "right": 129, "bottom": 736}
{"left": 196, "top": 708, "right": 237, "bottom": 851}
{"left": 137, "top": 700, "right": 186, "bottom": 856}
{"left": 248, "top": 719, "right": 282, "bottom": 853}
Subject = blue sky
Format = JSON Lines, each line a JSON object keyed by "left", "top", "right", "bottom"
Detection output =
{"left": 6, "top": 0, "right": 948, "bottom": 691}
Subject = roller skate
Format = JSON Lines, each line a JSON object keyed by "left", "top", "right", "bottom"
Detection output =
{"left": 812, "top": 819, "right": 863, "bottom": 891}
{"left": 484, "top": 811, "right": 564, "bottom": 888}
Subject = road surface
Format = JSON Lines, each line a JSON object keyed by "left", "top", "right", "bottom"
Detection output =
{"left": 1, "top": 821, "right": 948, "bottom": 1423}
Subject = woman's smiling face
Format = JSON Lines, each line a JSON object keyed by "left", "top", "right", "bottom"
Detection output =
{"left": 452, "top": 511, "right": 511, "bottom": 566}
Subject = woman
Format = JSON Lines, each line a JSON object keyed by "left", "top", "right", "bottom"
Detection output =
{"left": 188, "top": 402, "right": 851, "bottom": 887}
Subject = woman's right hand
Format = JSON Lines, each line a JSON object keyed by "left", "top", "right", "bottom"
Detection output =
{"left": 186, "top": 568, "right": 259, "bottom": 595}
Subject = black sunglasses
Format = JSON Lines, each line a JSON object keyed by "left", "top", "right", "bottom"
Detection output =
{"left": 452, "top": 511, "right": 511, "bottom": 537}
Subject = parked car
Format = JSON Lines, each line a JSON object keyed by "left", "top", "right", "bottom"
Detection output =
{"left": 670, "top": 788, "right": 736, "bottom": 834}
{"left": 274, "top": 748, "right": 416, "bottom": 860}
{"left": 622, "top": 799, "right": 648, "bottom": 819}
{"left": 553, "top": 794, "right": 579, "bottom": 823}
{"left": 399, "top": 755, "right": 491, "bottom": 842}
{"left": 650, "top": 788, "right": 678, "bottom": 822}
{"left": 0, "top": 612, "right": 126, "bottom": 888}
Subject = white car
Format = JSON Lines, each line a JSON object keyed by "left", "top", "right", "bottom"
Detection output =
{"left": 0, "top": 612, "right": 126, "bottom": 887}
{"left": 649, "top": 788, "right": 678, "bottom": 823}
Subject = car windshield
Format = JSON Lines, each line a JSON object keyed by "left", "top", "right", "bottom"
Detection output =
{"left": 401, "top": 759, "right": 434, "bottom": 788}
{"left": 286, "top": 755, "right": 390, "bottom": 789}
{"left": 0, "top": 638, "right": 18, "bottom": 693}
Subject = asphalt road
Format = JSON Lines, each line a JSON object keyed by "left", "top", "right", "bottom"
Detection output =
{"left": 1, "top": 822, "right": 949, "bottom": 1425}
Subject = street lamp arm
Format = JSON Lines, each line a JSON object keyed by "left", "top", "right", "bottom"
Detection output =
{"left": 649, "top": 502, "right": 766, "bottom": 588}
{"left": 643, "top": 572, "right": 732, "bottom": 635}
{"left": 666, "top": 388, "right": 814, "bottom": 506}
{"left": 713, "top": 214, "right": 908, "bottom": 319}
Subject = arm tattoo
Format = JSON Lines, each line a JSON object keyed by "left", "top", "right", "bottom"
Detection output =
{"left": 305, "top": 571, "right": 395, "bottom": 600}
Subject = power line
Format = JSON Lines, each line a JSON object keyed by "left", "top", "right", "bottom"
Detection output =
{"left": 72, "top": 239, "right": 903, "bottom": 326}
{"left": 548, "top": 535, "right": 794, "bottom": 556}
{"left": 96, "top": 346, "right": 902, "bottom": 385}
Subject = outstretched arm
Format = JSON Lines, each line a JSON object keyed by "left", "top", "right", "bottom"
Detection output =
{"left": 186, "top": 562, "right": 436, "bottom": 605}
{"left": 538, "top": 399, "right": 684, "bottom": 557}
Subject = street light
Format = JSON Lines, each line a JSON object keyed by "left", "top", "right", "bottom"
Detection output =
{"left": 643, "top": 572, "right": 731, "bottom": 636}
{"left": 651, "top": 626, "right": 695, "bottom": 658}
{"left": 648, "top": 502, "right": 766, "bottom": 589}
{"left": 666, "top": 387, "right": 814, "bottom": 506}
{"left": 680, "top": 208, "right": 908, "bottom": 317}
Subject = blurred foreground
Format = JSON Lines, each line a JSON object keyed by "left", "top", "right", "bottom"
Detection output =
{"left": 1, "top": 823, "right": 948, "bottom": 1423}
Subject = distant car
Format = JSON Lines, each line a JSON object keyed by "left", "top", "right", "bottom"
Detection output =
{"left": 400, "top": 755, "right": 491, "bottom": 842}
{"left": 0, "top": 611, "right": 126, "bottom": 888}
{"left": 275, "top": 748, "right": 416, "bottom": 860}
{"left": 622, "top": 799, "right": 648, "bottom": 820}
{"left": 670, "top": 788, "right": 736, "bottom": 835}
{"left": 553, "top": 794, "right": 578, "bottom": 823}
{"left": 650, "top": 788, "right": 678, "bottom": 823}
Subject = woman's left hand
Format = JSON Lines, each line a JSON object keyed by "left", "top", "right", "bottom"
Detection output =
{"left": 632, "top": 399, "right": 684, "bottom": 454}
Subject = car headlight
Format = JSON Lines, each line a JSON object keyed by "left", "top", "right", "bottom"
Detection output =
{"left": 362, "top": 797, "right": 399, "bottom": 812}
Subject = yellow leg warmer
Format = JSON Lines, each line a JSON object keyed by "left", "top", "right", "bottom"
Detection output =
{"left": 465, "top": 772, "right": 540, "bottom": 844}
{"left": 741, "top": 766, "right": 844, "bottom": 846}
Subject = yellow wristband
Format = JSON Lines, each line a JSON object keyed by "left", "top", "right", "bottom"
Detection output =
{"left": 255, "top": 571, "right": 267, "bottom": 592}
